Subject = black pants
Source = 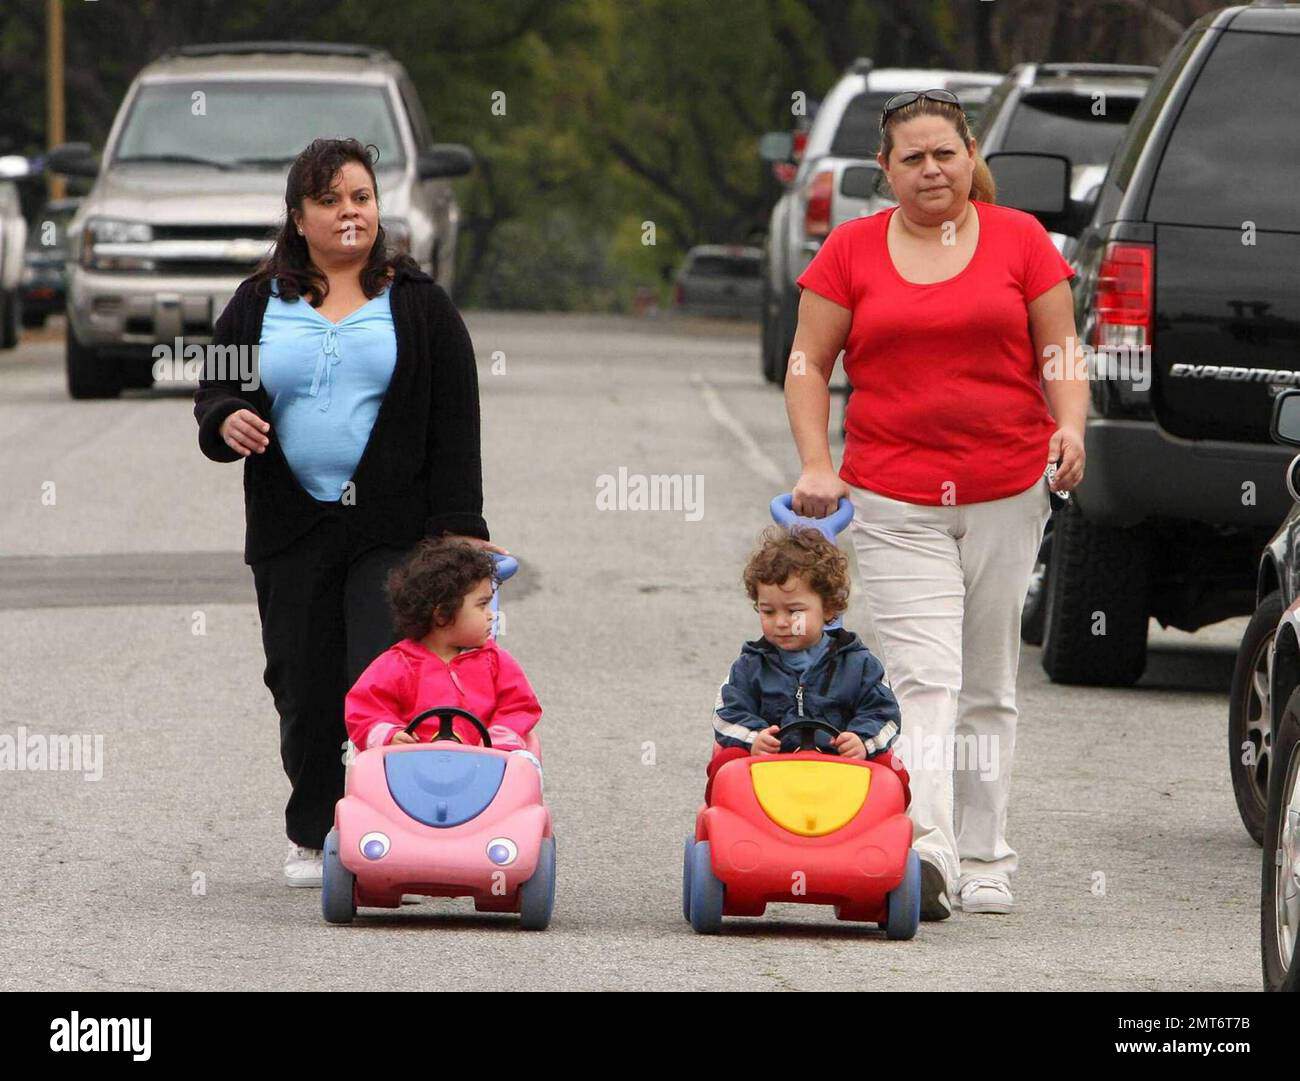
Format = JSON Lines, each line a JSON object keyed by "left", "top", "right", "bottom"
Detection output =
{"left": 251, "top": 513, "right": 419, "bottom": 849}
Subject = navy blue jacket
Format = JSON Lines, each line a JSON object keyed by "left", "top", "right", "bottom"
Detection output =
{"left": 712, "top": 627, "right": 901, "bottom": 755}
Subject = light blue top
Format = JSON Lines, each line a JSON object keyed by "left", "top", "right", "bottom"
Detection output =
{"left": 257, "top": 278, "right": 397, "bottom": 501}
{"left": 779, "top": 630, "right": 832, "bottom": 674}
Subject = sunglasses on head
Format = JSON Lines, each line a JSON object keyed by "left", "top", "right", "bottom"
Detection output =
{"left": 879, "top": 88, "right": 962, "bottom": 128}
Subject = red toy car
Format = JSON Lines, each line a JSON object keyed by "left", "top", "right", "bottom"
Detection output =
{"left": 684, "top": 718, "right": 919, "bottom": 938}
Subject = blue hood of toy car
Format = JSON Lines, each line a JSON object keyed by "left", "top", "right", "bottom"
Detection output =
{"left": 384, "top": 749, "right": 506, "bottom": 828}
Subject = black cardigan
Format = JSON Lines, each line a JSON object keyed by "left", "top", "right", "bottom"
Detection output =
{"left": 193, "top": 262, "right": 490, "bottom": 565}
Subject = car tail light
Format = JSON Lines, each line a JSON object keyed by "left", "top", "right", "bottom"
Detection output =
{"left": 792, "top": 129, "right": 809, "bottom": 163}
{"left": 1092, "top": 241, "right": 1153, "bottom": 352}
{"left": 803, "top": 170, "right": 835, "bottom": 240}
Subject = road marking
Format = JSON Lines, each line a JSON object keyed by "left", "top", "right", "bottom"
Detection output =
{"left": 691, "top": 373, "right": 785, "bottom": 486}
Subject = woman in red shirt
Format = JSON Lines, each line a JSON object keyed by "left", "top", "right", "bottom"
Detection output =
{"left": 788, "top": 90, "right": 1087, "bottom": 921}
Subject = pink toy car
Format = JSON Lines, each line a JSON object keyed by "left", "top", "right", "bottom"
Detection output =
{"left": 322, "top": 705, "right": 555, "bottom": 929}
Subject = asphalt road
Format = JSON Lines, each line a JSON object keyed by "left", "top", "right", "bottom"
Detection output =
{"left": 0, "top": 313, "right": 1262, "bottom": 991}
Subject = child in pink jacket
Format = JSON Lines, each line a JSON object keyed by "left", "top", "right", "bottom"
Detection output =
{"left": 345, "top": 538, "right": 541, "bottom": 752}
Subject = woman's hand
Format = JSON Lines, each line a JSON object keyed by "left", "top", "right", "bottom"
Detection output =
{"left": 443, "top": 534, "right": 510, "bottom": 556}
{"left": 791, "top": 467, "right": 849, "bottom": 519}
{"left": 1047, "top": 426, "right": 1086, "bottom": 492}
{"left": 220, "top": 409, "right": 270, "bottom": 456}
{"left": 750, "top": 725, "right": 780, "bottom": 755}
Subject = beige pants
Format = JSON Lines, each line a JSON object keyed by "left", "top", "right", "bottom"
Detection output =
{"left": 847, "top": 476, "right": 1051, "bottom": 893}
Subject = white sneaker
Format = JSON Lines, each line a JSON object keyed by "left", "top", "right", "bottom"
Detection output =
{"left": 284, "top": 842, "right": 323, "bottom": 887}
{"left": 960, "top": 877, "right": 1014, "bottom": 914}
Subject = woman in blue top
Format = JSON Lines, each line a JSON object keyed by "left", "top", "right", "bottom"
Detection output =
{"left": 194, "top": 137, "right": 504, "bottom": 887}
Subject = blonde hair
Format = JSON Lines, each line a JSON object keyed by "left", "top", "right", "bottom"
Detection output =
{"left": 878, "top": 97, "right": 997, "bottom": 204}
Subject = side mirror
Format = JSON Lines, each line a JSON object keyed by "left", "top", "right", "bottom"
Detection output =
{"left": 46, "top": 142, "right": 98, "bottom": 179}
{"left": 984, "top": 151, "right": 1078, "bottom": 235}
{"left": 1271, "top": 389, "right": 1300, "bottom": 448}
{"left": 839, "top": 162, "right": 881, "bottom": 200}
{"left": 758, "top": 131, "right": 794, "bottom": 163}
{"left": 417, "top": 144, "right": 474, "bottom": 180}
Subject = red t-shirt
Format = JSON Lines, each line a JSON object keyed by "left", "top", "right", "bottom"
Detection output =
{"left": 795, "top": 199, "right": 1075, "bottom": 505}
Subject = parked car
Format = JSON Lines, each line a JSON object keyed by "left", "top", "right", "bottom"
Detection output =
{"left": 20, "top": 197, "right": 79, "bottom": 327}
{"left": 756, "top": 58, "right": 1002, "bottom": 384}
{"left": 1237, "top": 390, "right": 1300, "bottom": 991}
{"left": 46, "top": 40, "right": 474, "bottom": 399}
{"left": 1019, "top": 2, "right": 1300, "bottom": 689}
{"left": 672, "top": 245, "right": 762, "bottom": 319}
{"left": 0, "top": 176, "right": 27, "bottom": 349}
{"left": 970, "top": 62, "right": 1156, "bottom": 260}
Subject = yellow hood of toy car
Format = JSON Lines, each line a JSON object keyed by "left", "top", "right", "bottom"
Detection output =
{"left": 751, "top": 759, "right": 870, "bottom": 836}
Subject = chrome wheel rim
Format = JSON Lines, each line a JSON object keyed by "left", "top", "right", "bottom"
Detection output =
{"left": 1277, "top": 744, "right": 1300, "bottom": 973}
{"left": 1244, "top": 633, "right": 1274, "bottom": 807}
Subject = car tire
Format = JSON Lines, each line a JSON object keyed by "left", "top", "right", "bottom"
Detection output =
{"left": 884, "top": 848, "right": 921, "bottom": 941}
{"left": 760, "top": 269, "right": 781, "bottom": 384}
{"left": 120, "top": 356, "right": 156, "bottom": 390}
{"left": 66, "top": 320, "right": 121, "bottom": 399}
{"left": 1041, "top": 499, "right": 1150, "bottom": 686}
{"left": 518, "top": 835, "right": 556, "bottom": 931}
{"left": 321, "top": 828, "right": 356, "bottom": 925}
{"left": 681, "top": 834, "right": 694, "bottom": 922}
{"left": 21, "top": 307, "right": 46, "bottom": 328}
{"left": 1261, "top": 686, "right": 1300, "bottom": 991}
{"left": 771, "top": 285, "right": 799, "bottom": 387}
{"left": 1230, "top": 591, "right": 1282, "bottom": 846}
{"left": 1021, "top": 523, "right": 1054, "bottom": 647}
{"left": 688, "top": 840, "right": 725, "bottom": 934}
{"left": 0, "top": 290, "right": 19, "bottom": 349}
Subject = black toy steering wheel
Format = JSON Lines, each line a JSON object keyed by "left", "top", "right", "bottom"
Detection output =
{"left": 402, "top": 706, "right": 492, "bottom": 748}
{"left": 778, "top": 718, "right": 842, "bottom": 755}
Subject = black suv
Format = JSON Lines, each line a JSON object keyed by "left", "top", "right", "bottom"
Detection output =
{"left": 1025, "top": 2, "right": 1300, "bottom": 687}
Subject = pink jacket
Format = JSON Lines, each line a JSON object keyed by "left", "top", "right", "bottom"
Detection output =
{"left": 345, "top": 637, "right": 541, "bottom": 752}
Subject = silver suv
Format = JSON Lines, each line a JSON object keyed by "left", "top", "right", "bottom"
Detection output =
{"left": 47, "top": 41, "right": 473, "bottom": 399}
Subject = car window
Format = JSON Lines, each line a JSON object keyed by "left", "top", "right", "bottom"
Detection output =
{"left": 1110, "top": 29, "right": 1202, "bottom": 193}
{"left": 829, "top": 92, "right": 896, "bottom": 158}
{"left": 1002, "top": 91, "right": 1141, "bottom": 166}
{"left": 688, "top": 255, "right": 760, "bottom": 279}
{"left": 111, "top": 80, "right": 407, "bottom": 169}
{"left": 1148, "top": 31, "right": 1300, "bottom": 230}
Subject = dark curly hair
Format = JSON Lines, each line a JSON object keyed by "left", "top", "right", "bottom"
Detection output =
{"left": 743, "top": 525, "right": 850, "bottom": 620}
{"left": 386, "top": 538, "right": 499, "bottom": 642}
{"left": 246, "top": 136, "right": 420, "bottom": 306}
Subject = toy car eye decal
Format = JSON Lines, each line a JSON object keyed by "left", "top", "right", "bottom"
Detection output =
{"left": 359, "top": 832, "right": 390, "bottom": 860}
{"left": 486, "top": 838, "right": 517, "bottom": 866}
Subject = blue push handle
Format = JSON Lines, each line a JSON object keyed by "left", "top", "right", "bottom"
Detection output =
{"left": 769, "top": 492, "right": 854, "bottom": 540}
{"left": 491, "top": 552, "right": 518, "bottom": 583}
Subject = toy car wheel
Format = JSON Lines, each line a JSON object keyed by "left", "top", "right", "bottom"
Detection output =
{"left": 681, "top": 834, "right": 694, "bottom": 922}
{"left": 321, "top": 828, "right": 356, "bottom": 925}
{"left": 884, "top": 849, "right": 921, "bottom": 941}
{"left": 688, "top": 841, "right": 725, "bottom": 934}
{"left": 518, "top": 835, "right": 556, "bottom": 931}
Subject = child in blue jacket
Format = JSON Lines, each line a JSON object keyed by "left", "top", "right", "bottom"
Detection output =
{"left": 707, "top": 524, "right": 909, "bottom": 803}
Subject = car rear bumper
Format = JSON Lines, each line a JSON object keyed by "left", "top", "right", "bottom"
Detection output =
{"left": 1076, "top": 417, "right": 1296, "bottom": 528}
